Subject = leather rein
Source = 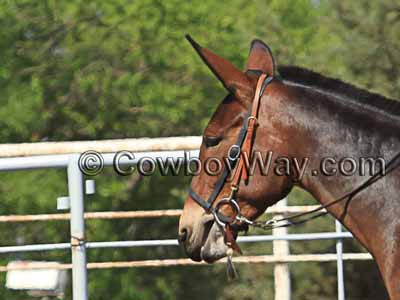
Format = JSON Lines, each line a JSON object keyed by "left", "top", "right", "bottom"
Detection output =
{"left": 188, "top": 72, "right": 400, "bottom": 254}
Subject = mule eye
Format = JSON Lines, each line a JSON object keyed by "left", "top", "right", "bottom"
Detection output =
{"left": 204, "top": 136, "right": 223, "bottom": 148}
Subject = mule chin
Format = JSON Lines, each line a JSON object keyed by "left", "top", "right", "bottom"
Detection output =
{"left": 200, "top": 222, "right": 229, "bottom": 263}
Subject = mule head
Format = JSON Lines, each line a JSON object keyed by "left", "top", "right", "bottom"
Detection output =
{"left": 178, "top": 36, "right": 293, "bottom": 262}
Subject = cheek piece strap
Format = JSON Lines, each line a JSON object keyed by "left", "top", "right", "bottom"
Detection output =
{"left": 188, "top": 73, "right": 273, "bottom": 254}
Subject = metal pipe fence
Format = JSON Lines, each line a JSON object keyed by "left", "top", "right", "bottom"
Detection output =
{"left": 0, "top": 147, "right": 372, "bottom": 300}
{"left": 0, "top": 232, "right": 355, "bottom": 254}
{"left": 0, "top": 253, "right": 373, "bottom": 273}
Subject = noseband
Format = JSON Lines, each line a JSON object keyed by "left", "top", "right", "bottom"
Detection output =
{"left": 188, "top": 73, "right": 273, "bottom": 233}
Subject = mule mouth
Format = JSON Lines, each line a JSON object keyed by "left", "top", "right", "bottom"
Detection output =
{"left": 199, "top": 219, "right": 216, "bottom": 263}
{"left": 201, "top": 219, "right": 214, "bottom": 243}
{"left": 182, "top": 217, "right": 214, "bottom": 262}
{"left": 200, "top": 220, "right": 229, "bottom": 263}
{"left": 200, "top": 246, "right": 226, "bottom": 263}
{"left": 182, "top": 214, "right": 237, "bottom": 263}
{"left": 187, "top": 249, "right": 202, "bottom": 262}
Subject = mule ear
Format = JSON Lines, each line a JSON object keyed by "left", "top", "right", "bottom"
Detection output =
{"left": 186, "top": 35, "right": 253, "bottom": 103}
{"left": 246, "top": 39, "right": 276, "bottom": 76}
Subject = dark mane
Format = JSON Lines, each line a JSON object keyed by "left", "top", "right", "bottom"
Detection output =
{"left": 278, "top": 65, "right": 400, "bottom": 116}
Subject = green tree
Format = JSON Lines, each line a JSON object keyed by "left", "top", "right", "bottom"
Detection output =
{"left": 0, "top": 0, "right": 398, "bottom": 299}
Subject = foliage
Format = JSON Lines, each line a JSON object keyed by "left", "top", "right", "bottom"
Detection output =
{"left": 0, "top": 0, "right": 398, "bottom": 299}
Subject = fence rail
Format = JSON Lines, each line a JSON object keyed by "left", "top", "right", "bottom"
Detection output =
{"left": 0, "top": 141, "right": 372, "bottom": 300}
{"left": 0, "top": 206, "right": 323, "bottom": 223}
{"left": 0, "top": 136, "right": 202, "bottom": 157}
{"left": 0, "top": 254, "right": 372, "bottom": 273}
{"left": 0, "top": 232, "right": 355, "bottom": 254}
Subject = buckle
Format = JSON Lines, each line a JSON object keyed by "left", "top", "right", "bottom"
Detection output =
{"left": 247, "top": 116, "right": 258, "bottom": 126}
{"left": 228, "top": 185, "right": 238, "bottom": 199}
{"left": 227, "top": 144, "right": 241, "bottom": 161}
{"left": 230, "top": 184, "right": 238, "bottom": 191}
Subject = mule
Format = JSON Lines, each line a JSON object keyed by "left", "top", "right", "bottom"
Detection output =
{"left": 178, "top": 35, "right": 400, "bottom": 299}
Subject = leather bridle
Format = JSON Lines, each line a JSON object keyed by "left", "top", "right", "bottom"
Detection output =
{"left": 188, "top": 71, "right": 400, "bottom": 254}
{"left": 188, "top": 73, "right": 273, "bottom": 252}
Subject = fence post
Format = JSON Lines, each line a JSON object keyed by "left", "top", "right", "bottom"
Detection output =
{"left": 68, "top": 154, "right": 88, "bottom": 300}
{"left": 336, "top": 220, "right": 345, "bottom": 300}
{"left": 273, "top": 198, "right": 291, "bottom": 300}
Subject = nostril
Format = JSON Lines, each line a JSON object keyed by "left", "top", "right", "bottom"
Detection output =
{"left": 178, "top": 228, "right": 188, "bottom": 243}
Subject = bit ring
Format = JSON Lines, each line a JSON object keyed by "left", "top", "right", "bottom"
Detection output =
{"left": 213, "top": 198, "right": 240, "bottom": 227}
